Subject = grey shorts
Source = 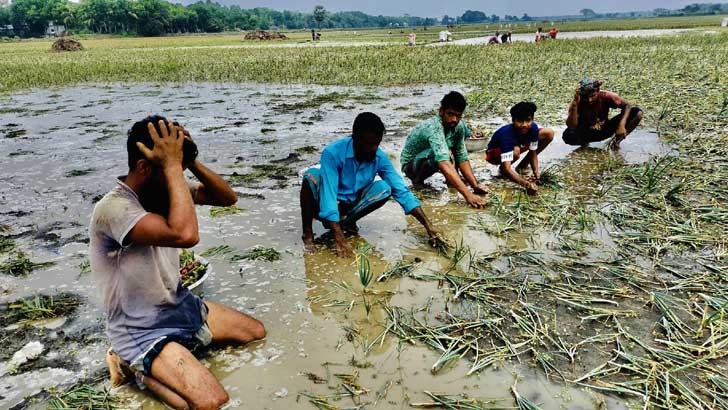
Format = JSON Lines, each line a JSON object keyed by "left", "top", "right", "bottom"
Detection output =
{"left": 129, "top": 303, "right": 213, "bottom": 388}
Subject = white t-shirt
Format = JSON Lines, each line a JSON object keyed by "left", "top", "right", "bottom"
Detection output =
{"left": 89, "top": 179, "right": 204, "bottom": 362}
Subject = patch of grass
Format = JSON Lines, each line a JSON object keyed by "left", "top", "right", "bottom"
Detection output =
{"left": 48, "top": 381, "right": 119, "bottom": 410}
{"left": 2, "top": 294, "right": 81, "bottom": 325}
{"left": 295, "top": 145, "right": 319, "bottom": 154}
{"left": 0, "top": 235, "right": 14, "bottom": 253}
{"left": 0, "top": 251, "right": 55, "bottom": 276}
{"left": 231, "top": 246, "right": 281, "bottom": 262}
{"left": 209, "top": 205, "right": 245, "bottom": 217}
{"left": 65, "top": 168, "right": 96, "bottom": 178}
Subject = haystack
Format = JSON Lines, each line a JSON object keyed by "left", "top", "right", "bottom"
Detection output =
{"left": 244, "top": 30, "right": 287, "bottom": 41}
{"left": 51, "top": 38, "right": 83, "bottom": 52}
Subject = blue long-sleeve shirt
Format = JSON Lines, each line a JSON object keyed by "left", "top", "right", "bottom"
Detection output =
{"left": 318, "top": 137, "right": 421, "bottom": 222}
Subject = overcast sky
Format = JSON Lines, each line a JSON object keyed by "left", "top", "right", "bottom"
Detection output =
{"left": 206, "top": 0, "right": 724, "bottom": 17}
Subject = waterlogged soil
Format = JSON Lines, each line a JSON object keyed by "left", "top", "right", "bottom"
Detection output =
{"left": 0, "top": 83, "right": 669, "bottom": 410}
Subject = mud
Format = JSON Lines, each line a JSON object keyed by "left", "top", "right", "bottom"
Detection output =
{"left": 0, "top": 82, "right": 671, "bottom": 410}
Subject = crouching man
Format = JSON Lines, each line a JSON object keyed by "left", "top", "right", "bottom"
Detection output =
{"left": 486, "top": 102, "right": 554, "bottom": 195}
{"left": 563, "top": 78, "right": 643, "bottom": 148}
{"left": 301, "top": 112, "right": 441, "bottom": 258}
{"left": 90, "top": 116, "right": 266, "bottom": 410}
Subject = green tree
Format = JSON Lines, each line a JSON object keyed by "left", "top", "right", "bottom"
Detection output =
{"left": 133, "top": 0, "right": 169, "bottom": 36}
{"left": 0, "top": 6, "right": 10, "bottom": 26}
{"left": 460, "top": 10, "right": 487, "bottom": 23}
{"left": 313, "top": 5, "right": 325, "bottom": 28}
{"left": 580, "top": 8, "right": 597, "bottom": 18}
{"left": 11, "top": 0, "right": 68, "bottom": 36}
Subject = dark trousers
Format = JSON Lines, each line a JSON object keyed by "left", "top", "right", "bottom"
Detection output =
{"left": 563, "top": 107, "right": 642, "bottom": 146}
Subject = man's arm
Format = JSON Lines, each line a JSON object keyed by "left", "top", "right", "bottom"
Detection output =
{"left": 127, "top": 121, "right": 199, "bottom": 248}
{"left": 409, "top": 207, "right": 438, "bottom": 239}
{"left": 438, "top": 161, "right": 486, "bottom": 208}
{"left": 615, "top": 101, "right": 633, "bottom": 140}
{"left": 566, "top": 89, "right": 581, "bottom": 129}
{"left": 188, "top": 160, "right": 237, "bottom": 207}
{"left": 502, "top": 160, "right": 537, "bottom": 194}
{"left": 318, "top": 150, "right": 353, "bottom": 258}
{"left": 457, "top": 160, "right": 488, "bottom": 194}
{"left": 377, "top": 153, "right": 438, "bottom": 239}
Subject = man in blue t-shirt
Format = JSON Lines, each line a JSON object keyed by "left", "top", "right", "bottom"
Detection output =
{"left": 486, "top": 102, "right": 554, "bottom": 195}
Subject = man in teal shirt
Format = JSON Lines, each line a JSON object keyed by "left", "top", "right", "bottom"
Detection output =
{"left": 401, "top": 92, "right": 488, "bottom": 208}
{"left": 301, "top": 112, "right": 440, "bottom": 258}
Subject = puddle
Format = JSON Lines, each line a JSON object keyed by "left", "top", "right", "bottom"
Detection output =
{"left": 0, "top": 83, "right": 669, "bottom": 409}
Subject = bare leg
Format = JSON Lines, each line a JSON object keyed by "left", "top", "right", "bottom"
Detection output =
{"left": 149, "top": 342, "right": 230, "bottom": 410}
{"left": 107, "top": 348, "right": 190, "bottom": 409}
{"left": 204, "top": 301, "right": 266, "bottom": 344}
{"left": 625, "top": 110, "right": 643, "bottom": 135}
{"left": 516, "top": 128, "right": 554, "bottom": 172}
{"left": 300, "top": 182, "right": 317, "bottom": 253}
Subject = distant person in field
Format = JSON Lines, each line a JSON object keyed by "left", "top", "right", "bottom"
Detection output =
{"left": 488, "top": 31, "right": 502, "bottom": 44}
{"left": 535, "top": 27, "right": 544, "bottom": 42}
{"left": 408, "top": 32, "right": 416, "bottom": 46}
{"left": 300, "top": 112, "right": 441, "bottom": 258}
{"left": 501, "top": 31, "right": 512, "bottom": 43}
{"left": 549, "top": 27, "right": 559, "bottom": 39}
{"left": 563, "top": 78, "right": 643, "bottom": 148}
{"left": 92, "top": 116, "right": 265, "bottom": 410}
{"left": 400, "top": 91, "right": 489, "bottom": 209}
{"left": 311, "top": 29, "right": 315, "bottom": 41}
{"left": 486, "top": 102, "right": 554, "bottom": 195}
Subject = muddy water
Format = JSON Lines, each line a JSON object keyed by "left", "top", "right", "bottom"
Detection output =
{"left": 0, "top": 83, "right": 668, "bottom": 410}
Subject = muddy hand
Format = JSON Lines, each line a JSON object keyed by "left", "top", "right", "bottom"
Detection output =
{"left": 472, "top": 184, "right": 489, "bottom": 195}
{"left": 466, "top": 194, "right": 487, "bottom": 209}
{"left": 526, "top": 182, "right": 538, "bottom": 196}
{"left": 335, "top": 240, "right": 354, "bottom": 258}
{"left": 137, "top": 120, "right": 184, "bottom": 168}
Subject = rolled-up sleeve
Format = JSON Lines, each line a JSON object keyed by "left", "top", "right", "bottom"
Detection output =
{"left": 377, "top": 153, "right": 421, "bottom": 214}
{"left": 453, "top": 121, "right": 470, "bottom": 164}
{"left": 318, "top": 150, "right": 341, "bottom": 222}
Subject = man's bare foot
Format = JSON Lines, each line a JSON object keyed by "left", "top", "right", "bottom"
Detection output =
{"left": 302, "top": 233, "right": 316, "bottom": 253}
{"left": 106, "top": 348, "right": 128, "bottom": 388}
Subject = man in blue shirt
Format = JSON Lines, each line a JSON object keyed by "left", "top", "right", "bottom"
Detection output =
{"left": 486, "top": 102, "right": 554, "bottom": 195}
{"left": 300, "top": 112, "right": 440, "bottom": 258}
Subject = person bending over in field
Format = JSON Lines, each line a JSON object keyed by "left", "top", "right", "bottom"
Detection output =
{"left": 400, "top": 91, "right": 489, "bottom": 209}
{"left": 91, "top": 116, "right": 265, "bottom": 410}
{"left": 563, "top": 78, "right": 643, "bottom": 148}
{"left": 301, "top": 112, "right": 441, "bottom": 258}
{"left": 486, "top": 102, "right": 554, "bottom": 195}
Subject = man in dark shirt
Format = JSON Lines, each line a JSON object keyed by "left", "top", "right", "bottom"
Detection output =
{"left": 563, "top": 78, "right": 643, "bottom": 148}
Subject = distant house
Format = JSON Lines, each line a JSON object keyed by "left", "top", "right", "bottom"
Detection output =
{"left": 0, "top": 25, "right": 13, "bottom": 37}
{"left": 46, "top": 21, "right": 67, "bottom": 37}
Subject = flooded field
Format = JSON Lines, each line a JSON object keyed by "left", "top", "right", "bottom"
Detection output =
{"left": 442, "top": 28, "right": 703, "bottom": 45}
{"left": 0, "top": 82, "right": 713, "bottom": 410}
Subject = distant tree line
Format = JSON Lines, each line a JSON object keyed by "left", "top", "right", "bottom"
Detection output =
{"left": 0, "top": 0, "right": 438, "bottom": 37}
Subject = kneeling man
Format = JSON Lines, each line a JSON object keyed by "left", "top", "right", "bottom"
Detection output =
{"left": 486, "top": 102, "right": 554, "bottom": 195}
{"left": 91, "top": 116, "right": 266, "bottom": 410}
{"left": 301, "top": 112, "right": 440, "bottom": 258}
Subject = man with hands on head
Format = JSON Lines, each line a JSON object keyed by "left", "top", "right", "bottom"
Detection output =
{"left": 301, "top": 112, "right": 441, "bottom": 258}
{"left": 486, "top": 102, "right": 554, "bottom": 195}
{"left": 90, "top": 116, "right": 265, "bottom": 410}
{"left": 400, "top": 91, "right": 489, "bottom": 209}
